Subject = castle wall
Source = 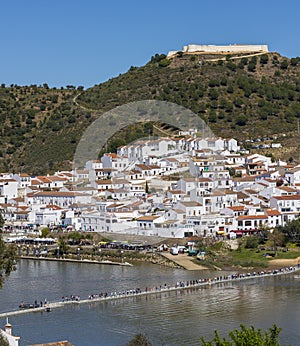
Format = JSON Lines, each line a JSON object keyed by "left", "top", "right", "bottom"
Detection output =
{"left": 182, "top": 44, "right": 268, "bottom": 53}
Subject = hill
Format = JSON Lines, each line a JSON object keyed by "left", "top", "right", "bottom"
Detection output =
{"left": 1, "top": 51, "right": 300, "bottom": 174}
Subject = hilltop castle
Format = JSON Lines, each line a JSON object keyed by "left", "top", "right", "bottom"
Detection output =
{"left": 167, "top": 44, "right": 269, "bottom": 58}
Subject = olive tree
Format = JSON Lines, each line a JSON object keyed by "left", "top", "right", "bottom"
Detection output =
{"left": 201, "top": 324, "right": 283, "bottom": 346}
{"left": 0, "top": 210, "right": 17, "bottom": 287}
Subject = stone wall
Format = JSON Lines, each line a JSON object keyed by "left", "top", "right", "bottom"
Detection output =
{"left": 167, "top": 44, "right": 268, "bottom": 57}
{"left": 183, "top": 44, "right": 269, "bottom": 53}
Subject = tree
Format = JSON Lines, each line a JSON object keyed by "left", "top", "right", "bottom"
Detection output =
{"left": 290, "top": 57, "right": 300, "bottom": 66}
{"left": 0, "top": 212, "right": 4, "bottom": 229}
{"left": 150, "top": 53, "right": 167, "bottom": 64}
{"left": 268, "top": 229, "right": 286, "bottom": 255}
{"left": 235, "top": 115, "right": 247, "bottom": 126}
{"left": 0, "top": 210, "right": 17, "bottom": 287}
{"left": 158, "top": 58, "right": 171, "bottom": 68}
{"left": 209, "top": 89, "right": 219, "bottom": 100}
{"left": 41, "top": 227, "right": 50, "bottom": 238}
{"left": 226, "top": 61, "right": 236, "bottom": 71}
{"left": 280, "top": 60, "right": 289, "bottom": 70}
{"left": 126, "top": 334, "right": 152, "bottom": 346}
{"left": 200, "top": 324, "right": 283, "bottom": 346}
{"left": 245, "top": 236, "right": 259, "bottom": 249}
{"left": 248, "top": 62, "right": 256, "bottom": 72}
{"left": 0, "top": 332, "right": 9, "bottom": 346}
{"left": 276, "top": 217, "right": 300, "bottom": 243}
{"left": 260, "top": 54, "right": 269, "bottom": 65}
{"left": 58, "top": 237, "right": 69, "bottom": 255}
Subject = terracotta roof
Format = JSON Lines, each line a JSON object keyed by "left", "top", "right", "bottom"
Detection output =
{"left": 96, "top": 179, "right": 112, "bottom": 184}
{"left": 197, "top": 178, "right": 213, "bottom": 182}
{"left": 165, "top": 158, "right": 179, "bottom": 162}
{"left": 237, "top": 191, "right": 249, "bottom": 199}
{"left": 105, "top": 153, "right": 118, "bottom": 158}
{"left": 234, "top": 176, "right": 256, "bottom": 182}
{"left": 137, "top": 215, "right": 160, "bottom": 221}
{"left": 19, "top": 173, "right": 30, "bottom": 177}
{"left": 265, "top": 209, "right": 281, "bottom": 216}
{"left": 237, "top": 215, "right": 267, "bottom": 220}
{"left": 229, "top": 206, "right": 245, "bottom": 211}
{"left": 0, "top": 179, "right": 17, "bottom": 183}
{"left": 36, "top": 176, "right": 52, "bottom": 183}
{"left": 172, "top": 208, "right": 186, "bottom": 214}
{"left": 135, "top": 164, "right": 160, "bottom": 170}
{"left": 48, "top": 176, "right": 68, "bottom": 182}
{"left": 45, "top": 204, "right": 63, "bottom": 210}
{"left": 179, "top": 201, "right": 202, "bottom": 207}
{"left": 277, "top": 186, "right": 297, "bottom": 192}
{"left": 31, "top": 179, "right": 41, "bottom": 185}
{"left": 95, "top": 168, "right": 116, "bottom": 172}
{"left": 273, "top": 195, "right": 300, "bottom": 200}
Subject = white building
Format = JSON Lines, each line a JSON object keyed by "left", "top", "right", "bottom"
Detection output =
{"left": 0, "top": 320, "right": 20, "bottom": 346}
{"left": 28, "top": 191, "right": 91, "bottom": 207}
{"left": 0, "top": 179, "right": 18, "bottom": 203}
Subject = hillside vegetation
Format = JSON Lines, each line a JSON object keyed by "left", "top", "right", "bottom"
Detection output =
{"left": 1, "top": 52, "right": 300, "bottom": 174}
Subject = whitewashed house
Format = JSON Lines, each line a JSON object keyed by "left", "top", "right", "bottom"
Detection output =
{"left": 0, "top": 179, "right": 18, "bottom": 203}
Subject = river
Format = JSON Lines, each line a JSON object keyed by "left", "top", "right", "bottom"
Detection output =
{"left": 0, "top": 259, "right": 299, "bottom": 345}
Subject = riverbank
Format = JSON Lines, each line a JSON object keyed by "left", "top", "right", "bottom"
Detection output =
{"left": 18, "top": 253, "right": 300, "bottom": 272}
{"left": 160, "top": 252, "right": 208, "bottom": 270}
{"left": 268, "top": 256, "right": 300, "bottom": 267}
{"left": 19, "top": 256, "right": 132, "bottom": 266}
{"left": 18, "top": 252, "right": 184, "bottom": 269}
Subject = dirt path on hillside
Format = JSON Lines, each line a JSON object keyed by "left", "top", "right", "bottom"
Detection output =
{"left": 161, "top": 253, "right": 208, "bottom": 270}
{"left": 268, "top": 256, "right": 300, "bottom": 267}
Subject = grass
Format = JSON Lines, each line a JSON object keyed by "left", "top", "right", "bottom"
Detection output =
{"left": 202, "top": 244, "right": 300, "bottom": 270}
{"left": 269, "top": 249, "right": 300, "bottom": 260}
{"left": 229, "top": 249, "right": 269, "bottom": 268}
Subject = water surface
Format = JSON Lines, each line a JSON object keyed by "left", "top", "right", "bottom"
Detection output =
{"left": 0, "top": 260, "right": 299, "bottom": 345}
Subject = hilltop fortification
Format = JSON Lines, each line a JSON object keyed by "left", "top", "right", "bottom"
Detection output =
{"left": 167, "top": 44, "right": 268, "bottom": 58}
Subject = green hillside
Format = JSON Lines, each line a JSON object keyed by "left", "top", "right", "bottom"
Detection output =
{"left": 1, "top": 51, "right": 300, "bottom": 174}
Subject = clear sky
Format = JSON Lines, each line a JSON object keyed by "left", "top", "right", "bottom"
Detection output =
{"left": 1, "top": 0, "right": 299, "bottom": 88}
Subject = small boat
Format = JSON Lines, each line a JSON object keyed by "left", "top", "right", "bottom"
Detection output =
{"left": 44, "top": 305, "right": 51, "bottom": 312}
{"left": 294, "top": 275, "right": 300, "bottom": 279}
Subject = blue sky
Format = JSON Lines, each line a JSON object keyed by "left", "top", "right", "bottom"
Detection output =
{"left": 1, "top": 0, "right": 299, "bottom": 88}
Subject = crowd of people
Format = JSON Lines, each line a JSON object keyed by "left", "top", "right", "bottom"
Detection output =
{"left": 71, "top": 265, "right": 300, "bottom": 304}
{"left": 18, "top": 264, "right": 300, "bottom": 314}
